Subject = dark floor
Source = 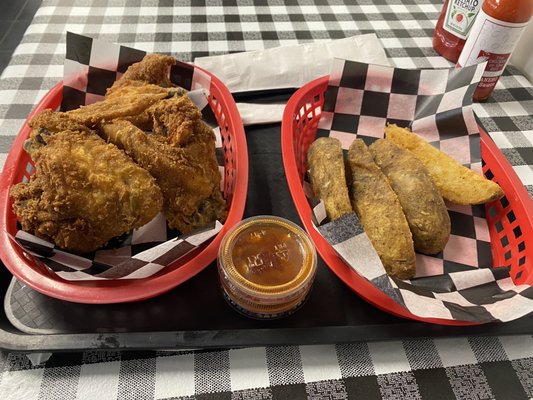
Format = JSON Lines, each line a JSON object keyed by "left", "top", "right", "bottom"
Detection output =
{"left": 0, "top": 0, "right": 42, "bottom": 74}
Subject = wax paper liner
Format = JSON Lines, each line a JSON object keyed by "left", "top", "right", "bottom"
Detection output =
{"left": 310, "top": 59, "right": 533, "bottom": 323}
{"left": 12, "top": 32, "right": 225, "bottom": 281}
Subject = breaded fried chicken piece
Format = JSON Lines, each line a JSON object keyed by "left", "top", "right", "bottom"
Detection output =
{"left": 147, "top": 94, "right": 203, "bottom": 146}
{"left": 119, "top": 54, "right": 176, "bottom": 86}
{"left": 30, "top": 109, "right": 93, "bottom": 134}
{"left": 61, "top": 53, "right": 196, "bottom": 144}
{"left": 105, "top": 82, "right": 183, "bottom": 100}
{"left": 106, "top": 54, "right": 177, "bottom": 96}
{"left": 66, "top": 90, "right": 170, "bottom": 127}
{"left": 64, "top": 81, "right": 189, "bottom": 132}
{"left": 104, "top": 84, "right": 189, "bottom": 133}
{"left": 10, "top": 128, "right": 163, "bottom": 253}
{"left": 99, "top": 119, "right": 227, "bottom": 234}
{"left": 26, "top": 109, "right": 94, "bottom": 154}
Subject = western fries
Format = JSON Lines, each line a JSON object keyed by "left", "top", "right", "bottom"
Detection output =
{"left": 385, "top": 124, "right": 504, "bottom": 205}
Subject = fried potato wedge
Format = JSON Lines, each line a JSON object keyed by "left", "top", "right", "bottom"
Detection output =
{"left": 384, "top": 124, "right": 504, "bottom": 205}
{"left": 347, "top": 139, "right": 416, "bottom": 280}
{"left": 369, "top": 138, "right": 450, "bottom": 255}
{"left": 307, "top": 137, "right": 352, "bottom": 221}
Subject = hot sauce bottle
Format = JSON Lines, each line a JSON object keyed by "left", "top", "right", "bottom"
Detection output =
{"left": 457, "top": 0, "right": 533, "bottom": 101}
{"left": 433, "top": 0, "right": 483, "bottom": 62}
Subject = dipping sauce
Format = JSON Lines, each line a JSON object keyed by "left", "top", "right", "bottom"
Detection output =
{"left": 217, "top": 216, "right": 317, "bottom": 319}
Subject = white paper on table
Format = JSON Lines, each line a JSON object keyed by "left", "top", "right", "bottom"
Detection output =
{"left": 237, "top": 103, "right": 286, "bottom": 126}
{"left": 194, "top": 34, "right": 390, "bottom": 125}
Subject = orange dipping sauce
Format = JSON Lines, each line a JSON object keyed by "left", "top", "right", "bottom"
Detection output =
{"left": 217, "top": 216, "right": 317, "bottom": 319}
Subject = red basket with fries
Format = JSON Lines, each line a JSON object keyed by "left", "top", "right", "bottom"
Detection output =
{"left": 281, "top": 75, "right": 533, "bottom": 325}
{"left": 0, "top": 65, "right": 248, "bottom": 304}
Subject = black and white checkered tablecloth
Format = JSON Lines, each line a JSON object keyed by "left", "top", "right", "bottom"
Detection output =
{"left": 1, "top": 0, "right": 532, "bottom": 399}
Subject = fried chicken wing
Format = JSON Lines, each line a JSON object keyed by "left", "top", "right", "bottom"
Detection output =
{"left": 66, "top": 90, "right": 170, "bottom": 127}
{"left": 29, "top": 109, "right": 92, "bottom": 134}
{"left": 106, "top": 54, "right": 177, "bottom": 96}
{"left": 118, "top": 53, "right": 176, "bottom": 86}
{"left": 64, "top": 81, "right": 190, "bottom": 135}
{"left": 99, "top": 119, "right": 227, "bottom": 233}
{"left": 26, "top": 109, "right": 94, "bottom": 154}
{"left": 106, "top": 87, "right": 201, "bottom": 145}
{"left": 104, "top": 84, "right": 187, "bottom": 131}
{"left": 11, "top": 126, "right": 163, "bottom": 253}
{"left": 146, "top": 94, "right": 203, "bottom": 146}
{"left": 105, "top": 81, "right": 175, "bottom": 99}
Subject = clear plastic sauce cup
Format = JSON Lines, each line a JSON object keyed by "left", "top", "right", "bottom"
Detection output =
{"left": 217, "top": 216, "right": 317, "bottom": 319}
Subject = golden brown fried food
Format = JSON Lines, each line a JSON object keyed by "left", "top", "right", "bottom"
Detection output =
{"left": 99, "top": 119, "right": 227, "bottom": 234}
{"left": 307, "top": 137, "right": 352, "bottom": 221}
{"left": 147, "top": 94, "right": 203, "bottom": 146}
{"left": 10, "top": 129, "right": 163, "bottom": 253}
{"left": 105, "top": 81, "right": 175, "bottom": 99}
{"left": 347, "top": 139, "right": 416, "bottom": 280}
{"left": 118, "top": 53, "right": 176, "bottom": 86}
{"left": 369, "top": 139, "right": 450, "bottom": 255}
{"left": 26, "top": 109, "right": 93, "bottom": 155}
{"left": 385, "top": 124, "right": 504, "bottom": 205}
{"left": 29, "top": 109, "right": 92, "bottom": 134}
{"left": 11, "top": 53, "right": 225, "bottom": 254}
{"left": 66, "top": 90, "right": 170, "bottom": 127}
{"left": 104, "top": 84, "right": 187, "bottom": 131}
{"left": 63, "top": 54, "right": 197, "bottom": 143}
{"left": 106, "top": 54, "right": 176, "bottom": 96}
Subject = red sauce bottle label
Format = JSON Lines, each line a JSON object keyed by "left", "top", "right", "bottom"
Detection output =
{"left": 443, "top": 0, "right": 482, "bottom": 39}
{"left": 457, "top": 9, "right": 530, "bottom": 96}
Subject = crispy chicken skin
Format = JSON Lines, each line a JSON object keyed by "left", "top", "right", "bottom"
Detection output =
{"left": 62, "top": 53, "right": 199, "bottom": 145}
{"left": 106, "top": 54, "right": 177, "bottom": 95}
{"left": 26, "top": 109, "right": 93, "bottom": 154}
{"left": 105, "top": 87, "right": 200, "bottom": 146}
{"left": 117, "top": 54, "right": 176, "bottom": 86}
{"left": 147, "top": 95, "right": 203, "bottom": 146}
{"left": 65, "top": 52, "right": 181, "bottom": 127}
{"left": 66, "top": 90, "right": 170, "bottom": 127}
{"left": 99, "top": 119, "right": 227, "bottom": 234}
{"left": 29, "top": 109, "right": 92, "bottom": 134}
{"left": 105, "top": 81, "right": 176, "bottom": 99}
{"left": 11, "top": 128, "right": 163, "bottom": 253}
{"left": 64, "top": 82, "right": 188, "bottom": 132}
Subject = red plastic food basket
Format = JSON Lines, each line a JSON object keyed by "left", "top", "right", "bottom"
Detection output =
{"left": 281, "top": 76, "right": 533, "bottom": 326}
{"left": 0, "top": 66, "right": 248, "bottom": 304}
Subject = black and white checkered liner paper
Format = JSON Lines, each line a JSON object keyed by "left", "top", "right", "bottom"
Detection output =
{"left": 312, "top": 59, "right": 533, "bottom": 323}
{"left": 11, "top": 32, "right": 224, "bottom": 281}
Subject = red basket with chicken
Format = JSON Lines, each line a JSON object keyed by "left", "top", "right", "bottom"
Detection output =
{"left": 0, "top": 56, "right": 248, "bottom": 304}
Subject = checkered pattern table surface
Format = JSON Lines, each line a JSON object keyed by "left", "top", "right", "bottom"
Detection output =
{"left": 0, "top": 0, "right": 532, "bottom": 399}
